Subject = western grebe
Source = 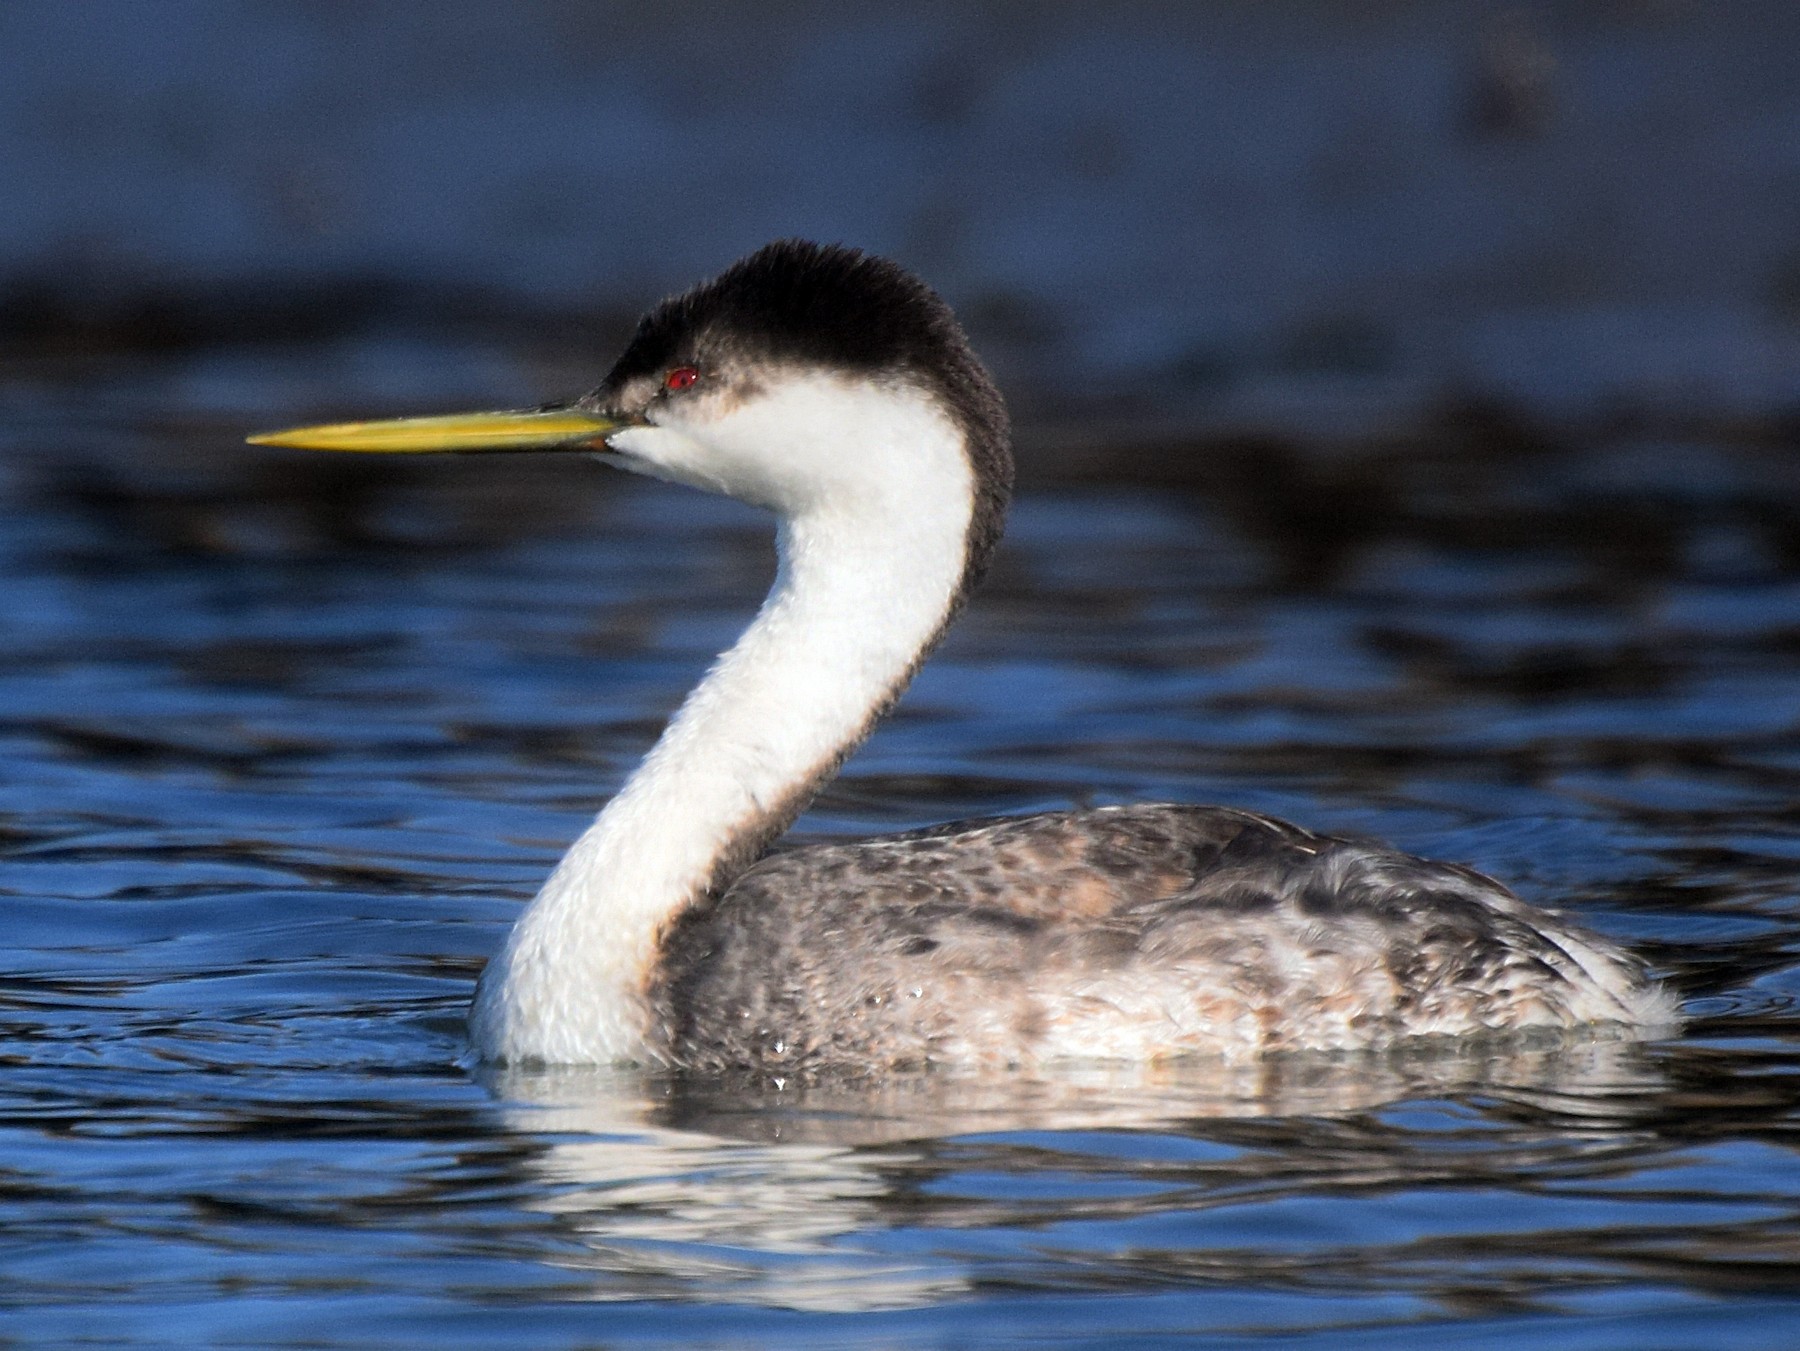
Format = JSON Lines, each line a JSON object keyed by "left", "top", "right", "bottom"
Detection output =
{"left": 251, "top": 240, "right": 1677, "bottom": 1068}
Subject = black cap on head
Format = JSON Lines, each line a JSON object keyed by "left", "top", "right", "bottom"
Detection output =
{"left": 597, "top": 240, "right": 1012, "bottom": 589}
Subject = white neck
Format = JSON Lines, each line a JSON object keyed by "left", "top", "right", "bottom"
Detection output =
{"left": 470, "top": 381, "right": 976, "bottom": 1064}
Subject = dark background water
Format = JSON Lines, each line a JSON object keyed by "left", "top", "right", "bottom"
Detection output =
{"left": 4, "top": 4, "right": 1800, "bottom": 1347}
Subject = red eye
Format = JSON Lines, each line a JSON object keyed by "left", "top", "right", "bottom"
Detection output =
{"left": 664, "top": 366, "right": 699, "bottom": 392}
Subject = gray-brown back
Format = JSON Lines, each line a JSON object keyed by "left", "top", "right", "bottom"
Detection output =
{"left": 649, "top": 804, "right": 1666, "bottom": 1070}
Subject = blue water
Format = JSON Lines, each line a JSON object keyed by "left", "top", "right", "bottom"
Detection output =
{"left": 3, "top": 346, "right": 1799, "bottom": 1347}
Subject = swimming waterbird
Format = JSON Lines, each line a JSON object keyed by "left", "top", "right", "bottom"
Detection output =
{"left": 250, "top": 241, "right": 1677, "bottom": 1068}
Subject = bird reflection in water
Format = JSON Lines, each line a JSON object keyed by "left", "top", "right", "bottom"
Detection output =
{"left": 479, "top": 1036, "right": 1667, "bottom": 1312}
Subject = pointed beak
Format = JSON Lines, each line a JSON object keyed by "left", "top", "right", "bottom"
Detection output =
{"left": 246, "top": 406, "right": 636, "bottom": 454}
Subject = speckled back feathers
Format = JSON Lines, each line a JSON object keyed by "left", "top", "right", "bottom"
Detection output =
{"left": 649, "top": 804, "right": 1674, "bottom": 1071}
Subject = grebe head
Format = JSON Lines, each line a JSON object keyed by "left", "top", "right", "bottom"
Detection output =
{"left": 586, "top": 242, "right": 1011, "bottom": 574}
{"left": 251, "top": 240, "right": 1012, "bottom": 580}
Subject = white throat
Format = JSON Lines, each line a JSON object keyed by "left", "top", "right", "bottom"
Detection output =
{"left": 470, "top": 378, "right": 978, "bottom": 1064}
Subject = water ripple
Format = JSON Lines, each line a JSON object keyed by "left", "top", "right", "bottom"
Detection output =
{"left": 2, "top": 359, "right": 1798, "bottom": 1344}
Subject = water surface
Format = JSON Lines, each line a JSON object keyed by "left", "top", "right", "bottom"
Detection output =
{"left": 3, "top": 346, "right": 1798, "bottom": 1347}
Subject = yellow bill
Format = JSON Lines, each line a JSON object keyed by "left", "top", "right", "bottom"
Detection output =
{"left": 247, "top": 408, "right": 629, "bottom": 454}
